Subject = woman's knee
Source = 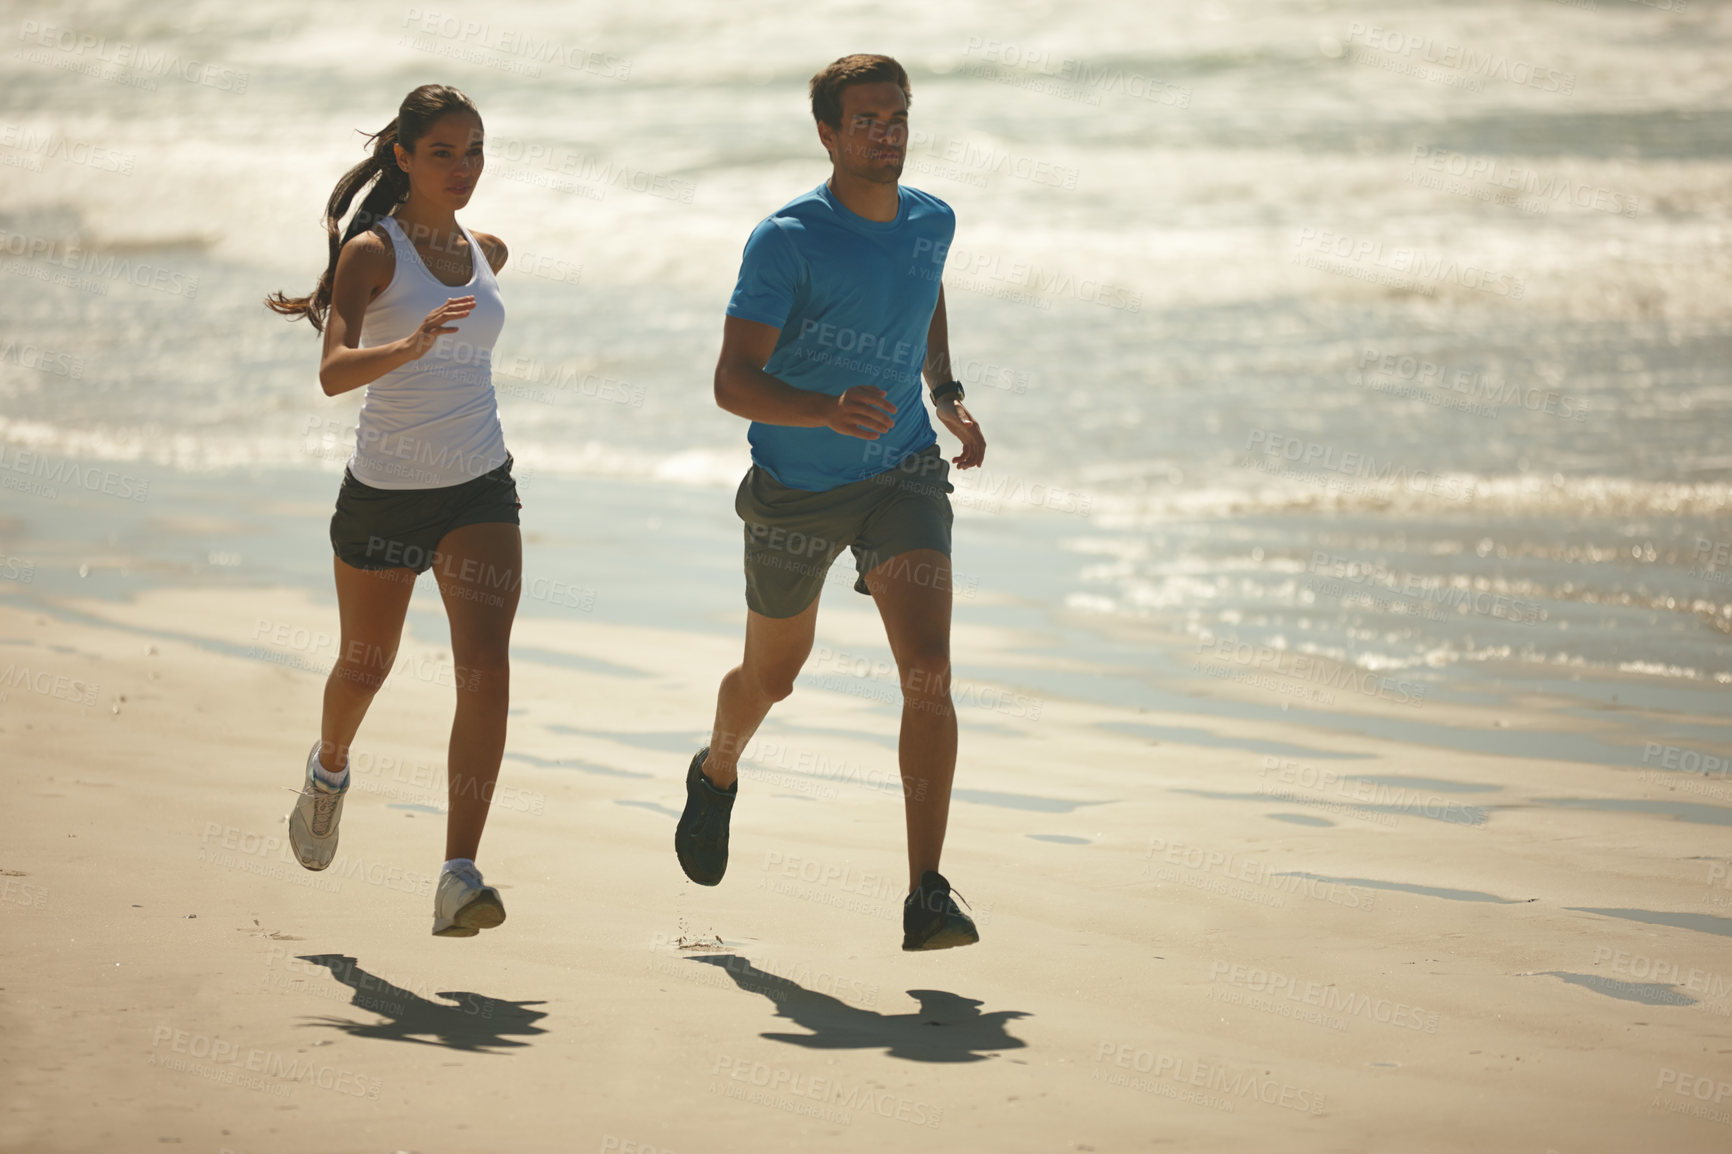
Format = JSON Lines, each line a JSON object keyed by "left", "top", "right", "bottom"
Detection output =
{"left": 455, "top": 653, "right": 510, "bottom": 698}
{"left": 329, "top": 658, "right": 391, "bottom": 699}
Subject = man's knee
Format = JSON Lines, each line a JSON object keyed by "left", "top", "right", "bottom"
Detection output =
{"left": 752, "top": 661, "right": 802, "bottom": 703}
{"left": 899, "top": 650, "right": 951, "bottom": 698}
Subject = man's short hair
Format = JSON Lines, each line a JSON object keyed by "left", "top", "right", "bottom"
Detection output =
{"left": 809, "top": 54, "right": 911, "bottom": 129}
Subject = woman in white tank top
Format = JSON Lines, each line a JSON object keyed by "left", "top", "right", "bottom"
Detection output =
{"left": 265, "top": 84, "right": 520, "bottom": 937}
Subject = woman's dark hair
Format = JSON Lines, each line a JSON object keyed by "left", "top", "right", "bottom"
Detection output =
{"left": 266, "top": 84, "right": 480, "bottom": 331}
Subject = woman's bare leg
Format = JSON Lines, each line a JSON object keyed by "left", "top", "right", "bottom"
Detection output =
{"left": 320, "top": 558, "right": 417, "bottom": 774}
{"left": 429, "top": 522, "right": 522, "bottom": 861}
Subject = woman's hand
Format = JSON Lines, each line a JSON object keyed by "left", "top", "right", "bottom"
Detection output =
{"left": 402, "top": 296, "right": 475, "bottom": 360}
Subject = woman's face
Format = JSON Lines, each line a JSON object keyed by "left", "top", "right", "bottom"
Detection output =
{"left": 395, "top": 110, "right": 485, "bottom": 211}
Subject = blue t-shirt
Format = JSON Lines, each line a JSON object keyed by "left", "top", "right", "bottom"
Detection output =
{"left": 726, "top": 182, "right": 955, "bottom": 492}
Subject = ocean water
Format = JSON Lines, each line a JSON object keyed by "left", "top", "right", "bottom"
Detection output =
{"left": 2, "top": 0, "right": 1729, "bottom": 760}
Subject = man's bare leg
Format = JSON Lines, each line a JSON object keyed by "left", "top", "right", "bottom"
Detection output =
{"left": 703, "top": 595, "right": 823, "bottom": 788}
{"left": 863, "top": 548, "right": 956, "bottom": 891}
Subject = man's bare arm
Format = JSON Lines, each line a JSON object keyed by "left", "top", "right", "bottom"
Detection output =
{"left": 713, "top": 315, "right": 896, "bottom": 440}
{"left": 922, "top": 284, "right": 953, "bottom": 387}
{"left": 921, "top": 285, "right": 987, "bottom": 469}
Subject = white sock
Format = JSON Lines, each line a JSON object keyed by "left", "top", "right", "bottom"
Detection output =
{"left": 442, "top": 857, "right": 476, "bottom": 875}
{"left": 312, "top": 751, "right": 348, "bottom": 789}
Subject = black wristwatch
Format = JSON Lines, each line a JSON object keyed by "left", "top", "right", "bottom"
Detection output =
{"left": 930, "top": 379, "right": 965, "bottom": 404}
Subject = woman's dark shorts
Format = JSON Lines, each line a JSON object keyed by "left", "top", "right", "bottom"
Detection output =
{"left": 330, "top": 457, "right": 521, "bottom": 574}
{"left": 737, "top": 444, "right": 954, "bottom": 618}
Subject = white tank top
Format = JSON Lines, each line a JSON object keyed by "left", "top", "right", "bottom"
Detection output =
{"left": 347, "top": 214, "right": 508, "bottom": 489}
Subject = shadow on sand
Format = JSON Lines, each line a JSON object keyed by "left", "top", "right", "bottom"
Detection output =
{"left": 689, "top": 954, "right": 1029, "bottom": 1063}
{"left": 294, "top": 954, "right": 549, "bottom": 1053}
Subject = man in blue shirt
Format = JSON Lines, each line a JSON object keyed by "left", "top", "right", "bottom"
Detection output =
{"left": 675, "top": 54, "right": 988, "bottom": 951}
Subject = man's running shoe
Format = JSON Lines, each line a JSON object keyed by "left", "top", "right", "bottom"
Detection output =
{"left": 675, "top": 747, "right": 735, "bottom": 886}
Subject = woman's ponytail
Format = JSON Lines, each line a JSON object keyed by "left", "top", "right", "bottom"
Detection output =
{"left": 266, "top": 85, "right": 478, "bottom": 332}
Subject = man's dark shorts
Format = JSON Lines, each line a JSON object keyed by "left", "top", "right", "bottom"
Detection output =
{"left": 737, "top": 444, "right": 954, "bottom": 618}
{"left": 330, "top": 457, "right": 521, "bottom": 574}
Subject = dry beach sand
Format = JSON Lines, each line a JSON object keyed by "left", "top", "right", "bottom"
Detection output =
{"left": 3, "top": 582, "right": 1730, "bottom": 1152}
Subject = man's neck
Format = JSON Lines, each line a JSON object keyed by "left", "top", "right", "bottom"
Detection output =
{"left": 826, "top": 170, "right": 899, "bottom": 223}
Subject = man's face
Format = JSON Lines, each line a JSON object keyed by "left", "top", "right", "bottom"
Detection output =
{"left": 821, "top": 80, "right": 907, "bottom": 182}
